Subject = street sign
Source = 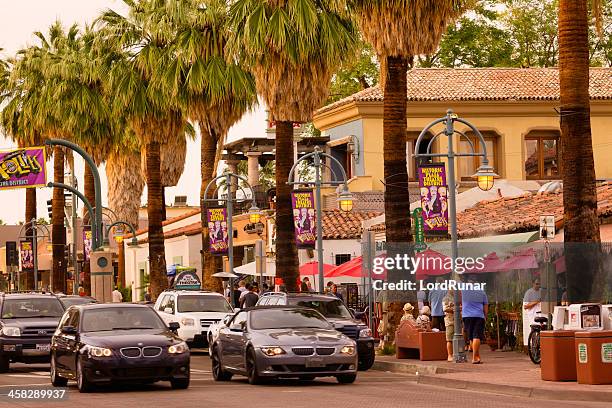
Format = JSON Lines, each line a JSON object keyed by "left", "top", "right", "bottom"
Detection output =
{"left": 539, "top": 215, "right": 555, "bottom": 239}
{"left": 412, "top": 208, "right": 426, "bottom": 252}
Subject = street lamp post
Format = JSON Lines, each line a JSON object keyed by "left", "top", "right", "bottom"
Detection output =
{"left": 203, "top": 173, "right": 260, "bottom": 307}
{"left": 288, "top": 147, "right": 353, "bottom": 292}
{"left": 414, "top": 109, "right": 498, "bottom": 363}
{"left": 17, "top": 219, "right": 50, "bottom": 291}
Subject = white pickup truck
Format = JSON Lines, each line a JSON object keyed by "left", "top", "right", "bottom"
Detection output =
{"left": 153, "top": 290, "right": 235, "bottom": 349}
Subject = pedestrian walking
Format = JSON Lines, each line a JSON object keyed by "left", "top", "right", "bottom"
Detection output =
{"left": 240, "top": 283, "right": 259, "bottom": 308}
{"left": 461, "top": 276, "right": 488, "bottom": 364}
{"left": 112, "top": 286, "right": 123, "bottom": 303}
{"left": 443, "top": 289, "right": 455, "bottom": 361}
{"left": 428, "top": 277, "right": 447, "bottom": 331}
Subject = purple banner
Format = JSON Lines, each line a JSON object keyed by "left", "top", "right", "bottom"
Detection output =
{"left": 0, "top": 147, "right": 47, "bottom": 190}
{"left": 20, "top": 241, "right": 34, "bottom": 270}
{"left": 418, "top": 163, "right": 449, "bottom": 233}
{"left": 291, "top": 190, "right": 316, "bottom": 249}
{"left": 207, "top": 207, "right": 229, "bottom": 255}
{"left": 83, "top": 228, "right": 93, "bottom": 261}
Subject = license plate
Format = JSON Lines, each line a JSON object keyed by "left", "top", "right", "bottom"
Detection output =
{"left": 36, "top": 344, "right": 50, "bottom": 352}
{"left": 305, "top": 358, "right": 325, "bottom": 368}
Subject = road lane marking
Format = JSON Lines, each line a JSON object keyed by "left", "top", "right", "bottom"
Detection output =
{"left": 190, "top": 369, "right": 211, "bottom": 373}
{"left": 6, "top": 374, "right": 49, "bottom": 379}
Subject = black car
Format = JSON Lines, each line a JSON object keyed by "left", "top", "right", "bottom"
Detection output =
{"left": 50, "top": 303, "right": 190, "bottom": 392}
{"left": 0, "top": 292, "right": 65, "bottom": 372}
{"left": 57, "top": 295, "right": 97, "bottom": 308}
{"left": 257, "top": 292, "right": 375, "bottom": 370}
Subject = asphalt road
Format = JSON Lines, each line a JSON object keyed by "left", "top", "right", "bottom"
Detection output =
{"left": 0, "top": 351, "right": 608, "bottom": 408}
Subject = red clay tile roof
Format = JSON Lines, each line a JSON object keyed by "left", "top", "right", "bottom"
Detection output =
{"left": 316, "top": 67, "right": 612, "bottom": 115}
{"left": 369, "top": 182, "right": 612, "bottom": 239}
{"left": 128, "top": 208, "right": 202, "bottom": 238}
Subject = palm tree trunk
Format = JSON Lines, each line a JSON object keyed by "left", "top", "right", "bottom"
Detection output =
{"left": 23, "top": 188, "right": 36, "bottom": 290}
{"left": 146, "top": 141, "right": 168, "bottom": 299}
{"left": 51, "top": 146, "right": 67, "bottom": 293}
{"left": 559, "top": 0, "right": 602, "bottom": 303}
{"left": 82, "top": 165, "right": 95, "bottom": 296}
{"left": 200, "top": 126, "right": 222, "bottom": 292}
{"left": 275, "top": 121, "right": 299, "bottom": 291}
{"left": 161, "top": 187, "right": 167, "bottom": 221}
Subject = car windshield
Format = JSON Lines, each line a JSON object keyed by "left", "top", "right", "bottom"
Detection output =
{"left": 81, "top": 307, "right": 166, "bottom": 332}
{"left": 1, "top": 298, "right": 64, "bottom": 319}
{"left": 250, "top": 308, "right": 331, "bottom": 330}
{"left": 60, "top": 297, "right": 96, "bottom": 307}
{"left": 291, "top": 299, "right": 353, "bottom": 319}
{"left": 177, "top": 295, "right": 233, "bottom": 313}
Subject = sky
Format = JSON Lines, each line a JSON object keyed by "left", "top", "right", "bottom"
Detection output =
{"left": 0, "top": 0, "right": 267, "bottom": 224}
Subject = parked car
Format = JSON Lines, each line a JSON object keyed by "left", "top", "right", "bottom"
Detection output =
{"left": 257, "top": 292, "right": 375, "bottom": 370}
{"left": 50, "top": 303, "right": 190, "bottom": 392}
{"left": 211, "top": 305, "right": 358, "bottom": 384}
{"left": 206, "top": 314, "right": 232, "bottom": 351}
{"left": 57, "top": 295, "right": 97, "bottom": 308}
{"left": 0, "top": 292, "right": 65, "bottom": 372}
{"left": 153, "top": 290, "right": 234, "bottom": 348}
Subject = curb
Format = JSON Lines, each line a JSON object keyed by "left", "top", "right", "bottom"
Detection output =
{"left": 371, "top": 362, "right": 612, "bottom": 403}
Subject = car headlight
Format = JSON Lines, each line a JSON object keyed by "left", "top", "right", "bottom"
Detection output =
{"left": 260, "top": 346, "right": 286, "bottom": 357}
{"left": 180, "top": 318, "right": 195, "bottom": 326}
{"left": 88, "top": 346, "right": 112, "bottom": 357}
{"left": 1, "top": 326, "right": 20, "bottom": 337}
{"left": 340, "top": 345, "right": 355, "bottom": 355}
{"left": 359, "top": 328, "right": 372, "bottom": 338}
{"left": 168, "top": 342, "right": 188, "bottom": 354}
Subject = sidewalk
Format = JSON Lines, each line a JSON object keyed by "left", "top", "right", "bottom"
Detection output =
{"left": 372, "top": 349, "right": 612, "bottom": 403}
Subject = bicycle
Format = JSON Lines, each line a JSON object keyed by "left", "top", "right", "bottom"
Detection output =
{"left": 528, "top": 315, "right": 548, "bottom": 364}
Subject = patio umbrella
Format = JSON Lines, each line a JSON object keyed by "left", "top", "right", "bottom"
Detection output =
{"left": 299, "top": 261, "right": 335, "bottom": 277}
{"left": 326, "top": 256, "right": 365, "bottom": 278}
{"left": 414, "top": 248, "right": 451, "bottom": 280}
{"left": 496, "top": 247, "right": 539, "bottom": 271}
{"left": 474, "top": 252, "right": 505, "bottom": 273}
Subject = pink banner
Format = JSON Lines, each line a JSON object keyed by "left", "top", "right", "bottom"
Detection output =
{"left": 0, "top": 147, "right": 47, "bottom": 190}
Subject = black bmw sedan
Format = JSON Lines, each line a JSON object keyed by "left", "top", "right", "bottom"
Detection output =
{"left": 50, "top": 303, "right": 190, "bottom": 392}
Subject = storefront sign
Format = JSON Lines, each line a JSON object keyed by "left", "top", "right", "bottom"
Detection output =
{"left": 578, "top": 343, "right": 588, "bottom": 364}
{"left": 207, "top": 207, "right": 229, "bottom": 255}
{"left": 602, "top": 343, "right": 612, "bottom": 363}
{"left": 291, "top": 190, "right": 316, "bottom": 249}
{"left": 412, "top": 207, "right": 426, "bottom": 251}
{"left": 83, "top": 228, "right": 93, "bottom": 261}
{"left": 418, "top": 163, "right": 449, "bottom": 233}
{"left": 173, "top": 268, "right": 201, "bottom": 290}
{"left": 0, "top": 147, "right": 46, "bottom": 190}
{"left": 19, "top": 241, "right": 34, "bottom": 270}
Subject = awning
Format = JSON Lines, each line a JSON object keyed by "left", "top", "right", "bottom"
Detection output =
{"left": 234, "top": 258, "right": 276, "bottom": 277}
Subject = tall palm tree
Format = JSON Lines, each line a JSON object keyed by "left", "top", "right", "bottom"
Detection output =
{"left": 350, "top": 1, "right": 469, "bottom": 250}
{"left": 558, "top": 0, "right": 602, "bottom": 303}
{"left": 160, "top": 0, "right": 257, "bottom": 291}
{"left": 97, "top": 1, "right": 189, "bottom": 299}
{"left": 229, "top": 0, "right": 357, "bottom": 290}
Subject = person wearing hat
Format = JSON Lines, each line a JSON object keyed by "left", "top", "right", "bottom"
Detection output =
{"left": 416, "top": 305, "right": 432, "bottom": 331}
{"left": 400, "top": 303, "right": 416, "bottom": 323}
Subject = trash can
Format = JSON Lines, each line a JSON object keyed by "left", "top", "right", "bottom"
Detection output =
{"left": 540, "top": 330, "right": 576, "bottom": 381}
{"left": 575, "top": 330, "right": 612, "bottom": 384}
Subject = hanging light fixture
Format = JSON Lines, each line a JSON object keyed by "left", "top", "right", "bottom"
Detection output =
{"left": 248, "top": 204, "right": 261, "bottom": 224}
{"left": 472, "top": 163, "right": 499, "bottom": 191}
{"left": 337, "top": 186, "right": 354, "bottom": 212}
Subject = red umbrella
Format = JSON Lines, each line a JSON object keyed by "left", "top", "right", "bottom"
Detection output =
{"left": 299, "top": 261, "right": 335, "bottom": 277}
{"left": 496, "top": 247, "right": 538, "bottom": 270}
{"left": 414, "top": 248, "right": 451, "bottom": 280}
{"left": 326, "top": 255, "right": 388, "bottom": 279}
{"left": 554, "top": 256, "right": 566, "bottom": 274}
{"left": 474, "top": 252, "right": 505, "bottom": 273}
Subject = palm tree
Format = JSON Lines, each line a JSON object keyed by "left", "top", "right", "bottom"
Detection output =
{"left": 229, "top": 0, "right": 357, "bottom": 290}
{"left": 159, "top": 0, "right": 257, "bottom": 291}
{"left": 350, "top": 1, "right": 469, "bottom": 250}
{"left": 558, "top": 0, "right": 602, "bottom": 303}
{"left": 97, "top": 1, "right": 189, "bottom": 299}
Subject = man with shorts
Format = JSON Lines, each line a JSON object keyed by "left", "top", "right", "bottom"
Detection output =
{"left": 461, "top": 278, "right": 488, "bottom": 364}
{"left": 443, "top": 289, "right": 455, "bottom": 361}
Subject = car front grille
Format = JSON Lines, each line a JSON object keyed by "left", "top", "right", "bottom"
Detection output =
{"left": 316, "top": 347, "right": 335, "bottom": 356}
{"left": 142, "top": 346, "right": 162, "bottom": 357}
{"left": 337, "top": 325, "right": 358, "bottom": 340}
{"left": 291, "top": 347, "right": 314, "bottom": 356}
{"left": 21, "top": 327, "right": 55, "bottom": 337}
{"left": 120, "top": 347, "right": 142, "bottom": 358}
{"left": 112, "top": 367, "right": 172, "bottom": 378}
{"left": 285, "top": 364, "right": 342, "bottom": 373}
{"left": 200, "top": 319, "right": 220, "bottom": 329}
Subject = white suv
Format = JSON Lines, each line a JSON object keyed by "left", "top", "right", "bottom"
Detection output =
{"left": 154, "top": 290, "right": 234, "bottom": 348}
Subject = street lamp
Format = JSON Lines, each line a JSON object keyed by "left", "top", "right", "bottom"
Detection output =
{"left": 414, "top": 109, "right": 498, "bottom": 363}
{"left": 203, "top": 172, "right": 260, "bottom": 307}
{"left": 288, "top": 146, "right": 353, "bottom": 292}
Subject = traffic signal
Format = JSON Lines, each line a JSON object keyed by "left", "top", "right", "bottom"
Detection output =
{"left": 5, "top": 241, "right": 18, "bottom": 266}
{"left": 64, "top": 244, "right": 71, "bottom": 266}
{"left": 47, "top": 199, "right": 53, "bottom": 218}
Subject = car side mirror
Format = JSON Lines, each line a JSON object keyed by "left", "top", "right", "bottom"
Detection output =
{"left": 229, "top": 323, "right": 244, "bottom": 332}
{"left": 164, "top": 307, "right": 174, "bottom": 314}
{"left": 168, "top": 322, "right": 180, "bottom": 332}
{"left": 61, "top": 326, "right": 77, "bottom": 335}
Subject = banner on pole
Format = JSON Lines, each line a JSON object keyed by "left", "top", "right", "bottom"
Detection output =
{"left": 20, "top": 241, "right": 34, "bottom": 270}
{"left": 0, "top": 147, "right": 47, "bottom": 190}
{"left": 207, "top": 207, "right": 229, "bottom": 255}
{"left": 83, "top": 228, "right": 93, "bottom": 261}
{"left": 291, "top": 190, "right": 316, "bottom": 249}
{"left": 418, "top": 163, "right": 449, "bottom": 234}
